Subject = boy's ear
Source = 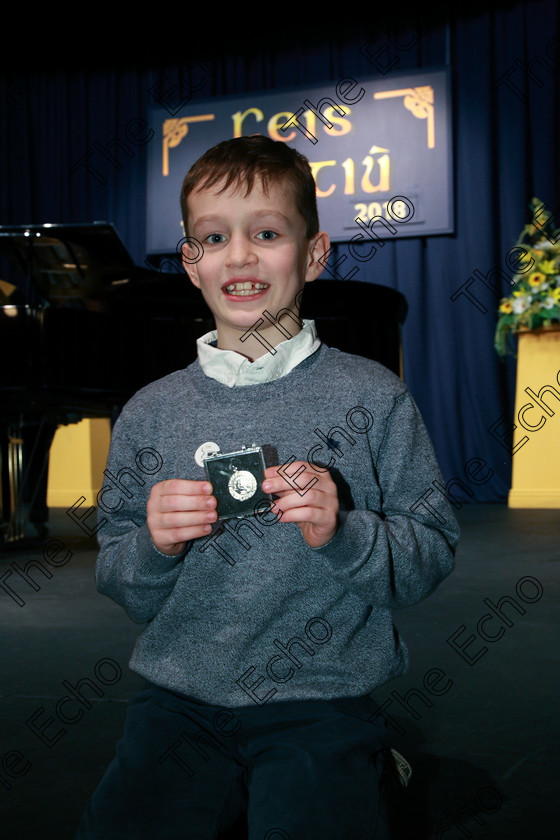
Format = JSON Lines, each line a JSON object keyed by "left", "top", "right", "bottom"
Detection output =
{"left": 182, "top": 241, "right": 201, "bottom": 289}
{"left": 305, "top": 231, "right": 331, "bottom": 283}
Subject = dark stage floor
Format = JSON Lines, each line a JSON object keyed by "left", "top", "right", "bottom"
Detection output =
{"left": 0, "top": 504, "right": 558, "bottom": 839}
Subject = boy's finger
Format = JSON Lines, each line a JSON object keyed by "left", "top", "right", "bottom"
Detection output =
{"left": 156, "top": 493, "right": 217, "bottom": 512}
{"left": 153, "top": 478, "right": 213, "bottom": 496}
{"left": 157, "top": 508, "right": 218, "bottom": 529}
{"left": 263, "top": 463, "right": 316, "bottom": 491}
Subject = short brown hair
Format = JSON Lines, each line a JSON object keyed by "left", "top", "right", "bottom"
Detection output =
{"left": 180, "top": 135, "right": 319, "bottom": 239}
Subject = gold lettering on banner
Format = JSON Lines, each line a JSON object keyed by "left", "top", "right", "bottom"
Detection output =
{"left": 374, "top": 87, "right": 435, "bottom": 148}
{"left": 309, "top": 161, "right": 337, "bottom": 197}
{"left": 232, "top": 108, "right": 264, "bottom": 138}
{"left": 360, "top": 146, "right": 390, "bottom": 193}
{"left": 309, "top": 150, "right": 391, "bottom": 198}
{"left": 342, "top": 158, "right": 355, "bottom": 194}
{"left": 162, "top": 115, "right": 215, "bottom": 175}
{"left": 323, "top": 106, "right": 352, "bottom": 136}
{"left": 268, "top": 112, "right": 297, "bottom": 142}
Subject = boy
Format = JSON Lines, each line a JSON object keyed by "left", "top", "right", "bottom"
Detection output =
{"left": 75, "top": 135, "right": 459, "bottom": 839}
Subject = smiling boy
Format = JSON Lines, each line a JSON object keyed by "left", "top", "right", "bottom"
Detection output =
{"left": 184, "top": 158, "right": 326, "bottom": 360}
{"left": 75, "top": 136, "right": 459, "bottom": 839}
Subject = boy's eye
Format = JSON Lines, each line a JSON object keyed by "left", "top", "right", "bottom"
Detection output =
{"left": 206, "top": 233, "right": 226, "bottom": 244}
{"left": 256, "top": 230, "right": 277, "bottom": 240}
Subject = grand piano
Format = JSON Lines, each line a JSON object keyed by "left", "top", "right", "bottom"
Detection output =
{"left": 0, "top": 222, "right": 407, "bottom": 548}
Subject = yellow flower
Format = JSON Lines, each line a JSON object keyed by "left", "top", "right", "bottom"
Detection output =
{"left": 499, "top": 300, "right": 513, "bottom": 313}
{"left": 528, "top": 272, "right": 546, "bottom": 287}
{"left": 517, "top": 250, "right": 534, "bottom": 268}
{"left": 513, "top": 289, "right": 525, "bottom": 297}
{"left": 552, "top": 288, "right": 560, "bottom": 303}
{"left": 540, "top": 260, "right": 557, "bottom": 274}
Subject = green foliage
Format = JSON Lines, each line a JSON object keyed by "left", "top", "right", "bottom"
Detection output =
{"left": 495, "top": 198, "right": 560, "bottom": 357}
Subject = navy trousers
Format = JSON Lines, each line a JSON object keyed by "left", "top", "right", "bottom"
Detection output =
{"left": 74, "top": 684, "right": 390, "bottom": 839}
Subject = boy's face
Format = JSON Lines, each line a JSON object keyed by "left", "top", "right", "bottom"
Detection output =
{"left": 183, "top": 176, "right": 329, "bottom": 359}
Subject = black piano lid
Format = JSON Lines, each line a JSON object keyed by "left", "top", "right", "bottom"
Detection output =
{"left": 0, "top": 221, "right": 137, "bottom": 302}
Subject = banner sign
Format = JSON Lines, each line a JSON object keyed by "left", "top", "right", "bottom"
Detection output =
{"left": 146, "top": 67, "right": 453, "bottom": 253}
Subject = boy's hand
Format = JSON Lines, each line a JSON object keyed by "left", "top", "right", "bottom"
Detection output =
{"left": 146, "top": 479, "right": 218, "bottom": 556}
{"left": 263, "top": 463, "right": 339, "bottom": 548}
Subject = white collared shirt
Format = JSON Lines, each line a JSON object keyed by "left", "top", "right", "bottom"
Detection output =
{"left": 196, "top": 319, "right": 321, "bottom": 387}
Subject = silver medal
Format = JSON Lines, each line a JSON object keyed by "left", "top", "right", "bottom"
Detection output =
{"left": 228, "top": 468, "right": 257, "bottom": 501}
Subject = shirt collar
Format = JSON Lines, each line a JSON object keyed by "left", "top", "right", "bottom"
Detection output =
{"left": 196, "top": 319, "right": 321, "bottom": 387}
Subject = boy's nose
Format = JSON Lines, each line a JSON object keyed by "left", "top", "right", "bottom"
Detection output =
{"left": 225, "top": 234, "right": 257, "bottom": 267}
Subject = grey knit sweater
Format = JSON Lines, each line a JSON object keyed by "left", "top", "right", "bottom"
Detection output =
{"left": 95, "top": 343, "right": 459, "bottom": 707}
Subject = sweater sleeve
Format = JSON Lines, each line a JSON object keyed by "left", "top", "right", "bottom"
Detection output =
{"left": 93, "top": 412, "right": 189, "bottom": 625}
{"left": 314, "top": 390, "right": 460, "bottom": 609}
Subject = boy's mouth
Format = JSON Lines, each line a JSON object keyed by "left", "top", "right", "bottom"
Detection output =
{"left": 223, "top": 281, "right": 269, "bottom": 297}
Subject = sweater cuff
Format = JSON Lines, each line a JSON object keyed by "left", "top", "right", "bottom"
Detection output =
{"left": 309, "top": 524, "right": 346, "bottom": 560}
{"left": 308, "top": 511, "right": 357, "bottom": 558}
{"left": 310, "top": 512, "right": 378, "bottom": 569}
{"left": 136, "top": 524, "right": 189, "bottom": 572}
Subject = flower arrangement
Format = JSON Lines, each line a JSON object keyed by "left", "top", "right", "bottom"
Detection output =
{"left": 494, "top": 198, "right": 560, "bottom": 357}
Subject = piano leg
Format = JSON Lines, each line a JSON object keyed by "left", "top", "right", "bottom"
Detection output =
{"left": 23, "top": 421, "right": 55, "bottom": 536}
{"left": 0, "top": 427, "right": 24, "bottom": 543}
{"left": 0, "top": 420, "right": 55, "bottom": 547}
{"left": 8, "top": 428, "right": 25, "bottom": 541}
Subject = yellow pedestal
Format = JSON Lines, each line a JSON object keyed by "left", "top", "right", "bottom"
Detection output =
{"left": 509, "top": 326, "right": 560, "bottom": 508}
{"left": 46, "top": 418, "right": 111, "bottom": 507}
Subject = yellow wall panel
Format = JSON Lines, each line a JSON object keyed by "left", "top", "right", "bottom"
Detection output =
{"left": 509, "top": 327, "right": 560, "bottom": 508}
{"left": 47, "top": 418, "right": 111, "bottom": 507}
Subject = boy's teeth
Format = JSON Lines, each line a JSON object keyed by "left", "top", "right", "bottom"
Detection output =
{"left": 225, "top": 282, "right": 267, "bottom": 295}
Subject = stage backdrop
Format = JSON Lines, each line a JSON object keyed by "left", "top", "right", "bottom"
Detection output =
{"left": 1, "top": 3, "right": 558, "bottom": 503}
{"left": 146, "top": 68, "right": 453, "bottom": 252}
